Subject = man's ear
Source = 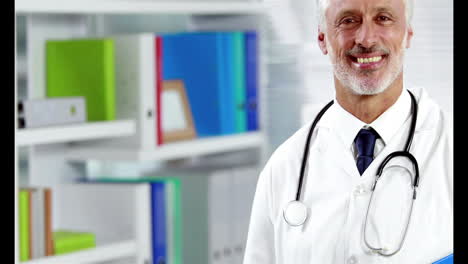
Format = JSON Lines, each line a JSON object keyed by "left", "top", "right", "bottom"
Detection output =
{"left": 405, "top": 25, "right": 414, "bottom": 49}
{"left": 318, "top": 28, "right": 328, "bottom": 55}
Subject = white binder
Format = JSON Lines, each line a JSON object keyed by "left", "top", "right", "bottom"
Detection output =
{"left": 18, "top": 97, "right": 86, "bottom": 128}
{"left": 208, "top": 169, "right": 234, "bottom": 264}
{"left": 30, "top": 188, "right": 44, "bottom": 259}
{"left": 230, "top": 168, "right": 243, "bottom": 264}
{"left": 135, "top": 184, "right": 152, "bottom": 264}
{"left": 35, "top": 188, "right": 46, "bottom": 258}
{"left": 231, "top": 166, "right": 259, "bottom": 264}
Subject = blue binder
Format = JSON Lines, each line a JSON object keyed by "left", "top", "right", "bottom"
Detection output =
{"left": 245, "top": 31, "right": 259, "bottom": 131}
{"left": 162, "top": 32, "right": 236, "bottom": 137}
{"left": 220, "top": 32, "right": 236, "bottom": 135}
{"left": 151, "top": 182, "right": 167, "bottom": 264}
{"left": 433, "top": 254, "right": 453, "bottom": 264}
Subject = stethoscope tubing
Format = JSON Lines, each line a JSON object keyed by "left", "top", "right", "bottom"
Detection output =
{"left": 296, "top": 90, "right": 419, "bottom": 202}
{"left": 296, "top": 100, "right": 334, "bottom": 201}
{"left": 363, "top": 180, "right": 416, "bottom": 256}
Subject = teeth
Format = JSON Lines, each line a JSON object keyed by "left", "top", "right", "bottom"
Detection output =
{"left": 357, "top": 56, "right": 382, "bottom": 64}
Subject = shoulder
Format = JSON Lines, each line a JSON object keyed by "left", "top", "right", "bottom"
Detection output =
{"left": 270, "top": 101, "right": 330, "bottom": 166}
{"left": 408, "top": 86, "right": 453, "bottom": 199}
{"left": 262, "top": 102, "right": 330, "bottom": 176}
{"left": 408, "top": 86, "right": 453, "bottom": 165}
{"left": 262, "top": 121, "right": 312, "bottom": 176}
{"left": 409, "top": 86, "right": 452, "bottom": 135}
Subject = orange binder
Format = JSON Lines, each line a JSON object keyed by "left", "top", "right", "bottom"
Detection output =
{"left": 44, "top": 188, "right": 53, "bottom": 256}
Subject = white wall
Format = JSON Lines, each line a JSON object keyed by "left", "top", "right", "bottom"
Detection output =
{"left": 404, "top": 1, "right": 453, "bottom": 114}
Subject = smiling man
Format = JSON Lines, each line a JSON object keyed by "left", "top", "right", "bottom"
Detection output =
{"left": 243, "top": 0, "right": 453, "bottom": 263}
{"left": 321, "top": 0, "right": 412, "bottom": 123}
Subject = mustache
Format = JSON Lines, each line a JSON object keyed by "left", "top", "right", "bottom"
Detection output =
{"left": 346, "top": 45, "right": 390, "bottom": 56}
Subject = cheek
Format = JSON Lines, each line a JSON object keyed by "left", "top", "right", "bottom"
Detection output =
{"left": 330, "top": 32, "right": 355, "bottom": 54}
{"left": 379, "top": 28, "right": 408, "bottom": 50}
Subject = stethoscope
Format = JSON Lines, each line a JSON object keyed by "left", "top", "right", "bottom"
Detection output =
{"left": 283, "top": 90, "right": 420, "bottom": 257}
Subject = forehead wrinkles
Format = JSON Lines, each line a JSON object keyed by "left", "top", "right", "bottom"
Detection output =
{"left": 330, "top": 0, "right": 398, "bottom": 16}
{"left": 318, "top": 0, "right": 411, "bottom": 27}
{"left": 335, "top": 6, "right": 398, "bottom": 21}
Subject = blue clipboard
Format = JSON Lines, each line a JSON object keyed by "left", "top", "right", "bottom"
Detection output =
{"left": 433, "top": 254, "right": 453, "bottom": 264}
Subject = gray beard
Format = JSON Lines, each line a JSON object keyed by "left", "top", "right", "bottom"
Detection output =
{"left": 327, "top": 35, "right": 407, "bottom": 95}
{"left": 333, "top": 57, "right": 404, "bottom": 95}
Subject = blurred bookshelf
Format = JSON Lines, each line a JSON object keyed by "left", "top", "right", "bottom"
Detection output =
{"left": 66, "top": 132, "right": 265, "bottom": 162}
{"left": 15, "top": 1, "right": 267, "bottom": 15}
{"left": 17, "top": 54, "right": 27, "bottom": 80}
{"left": 15, "top": 1, "right": 268, "bottom": 263}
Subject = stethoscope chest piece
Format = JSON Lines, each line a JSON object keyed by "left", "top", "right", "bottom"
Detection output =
{"left": 283, "top": 200, "right": 308, "bottom": 226}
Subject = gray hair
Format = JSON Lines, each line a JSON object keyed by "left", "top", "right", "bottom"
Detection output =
{"left": 316, "top": 0, "right": 414, "bottom": 30}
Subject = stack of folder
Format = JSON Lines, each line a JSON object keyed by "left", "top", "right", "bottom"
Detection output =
{"left": 93, "top": 162, "right": 259, "bottom": 264}
{"left": 45, "top": 30, "right": 259, "bottom": 148}
{"left": 18, "top": 187, "right": 97, "bottom": 260}
{"left": 161, "top": 31, "right": 259, "bottom": 137}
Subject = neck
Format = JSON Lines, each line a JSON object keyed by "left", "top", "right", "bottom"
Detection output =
{"left": 335, "top": 75, "right": 404, "bottom": 124}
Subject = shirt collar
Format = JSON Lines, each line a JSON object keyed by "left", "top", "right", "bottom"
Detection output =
{"left": 318, "top": 87, "right": 412, "bottom": 148}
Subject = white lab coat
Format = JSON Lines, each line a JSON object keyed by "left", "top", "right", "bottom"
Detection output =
{"left": 243, "top": 87, "right": 453, "bottom": 264}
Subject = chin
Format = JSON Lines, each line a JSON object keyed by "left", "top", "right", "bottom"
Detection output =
{"left": 341, "top": 66, "right": 403, "bottom": 96}
{"left": 339, "top": 74, "right": 390, "bottom": 95}
{"left": 348, "top": 81, "right": 389, "bottom": 95}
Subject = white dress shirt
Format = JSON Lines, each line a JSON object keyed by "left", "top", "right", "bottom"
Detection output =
{"left": 243, "top": 87, "right": 453, "bottom": 264}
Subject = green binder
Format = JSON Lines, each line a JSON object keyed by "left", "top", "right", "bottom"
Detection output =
{"left": 175, "top": 172, "right": 209, "bottom": 264}
{"left": 53, "top": 230, "right": 96, "bottom": 255}
{"left": 232, "top": 32, "right": 247, "bottom": 133}
{"left": 170, "top": 178, "right": 183, "bottom": 264}
{"left": 46, "top": 39, "right": 116, "bottom": 121}
{"left": 19, "top": 190, "right": 30, "bottom": 261}
{"left": 163, "top": 178, "right": 183, "bottom": 264}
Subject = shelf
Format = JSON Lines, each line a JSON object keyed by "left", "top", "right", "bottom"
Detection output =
{"left": 21, "top": 240, "right": 136, "bottom": 264}
{"left": 17, "top": 55, "right": 27, "bottom": 80}
{"left": 65, "top": 131, "right": 266, "bottom": 161}
{"left": 16, "top": 120, "right": 136, "bottom": 147}
{"left": 15, "top": 1, "right": 267, "bottom": 14}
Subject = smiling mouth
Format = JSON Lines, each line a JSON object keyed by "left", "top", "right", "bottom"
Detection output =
{"left": 357, "top": 56, "right": 382, "bottom": 63}
{"left": 348, "top": 54, "right": 388, "bottom": 67}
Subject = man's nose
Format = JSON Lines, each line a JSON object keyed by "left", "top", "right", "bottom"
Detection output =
{"left": 355, "top": 21, "right": 378, "bottom": 48}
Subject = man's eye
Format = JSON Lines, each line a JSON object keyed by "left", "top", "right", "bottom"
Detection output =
{"left": 338, "top": 17, "right": 361, "bottom": 28}
{"left": 377, "top": 16, "right": 391, "bottom": 22}
{"left": 342, "top": 18, "right": 357, "bottom": 24}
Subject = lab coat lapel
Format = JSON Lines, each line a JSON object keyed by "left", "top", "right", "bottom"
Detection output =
{"left": 318, "top": 125, "right": 410, "bottom": 182}
{"left": 319, "top": 129, "right": 360, "bottom": 179}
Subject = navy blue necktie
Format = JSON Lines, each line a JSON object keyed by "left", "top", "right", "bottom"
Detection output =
{"left": 354, "top": 128, "right": 379, "bottom": 175}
